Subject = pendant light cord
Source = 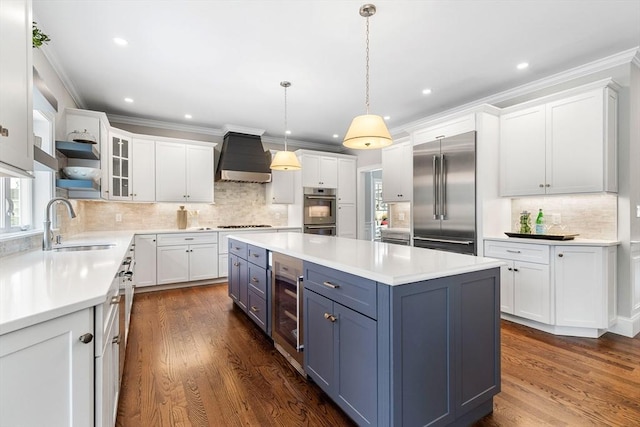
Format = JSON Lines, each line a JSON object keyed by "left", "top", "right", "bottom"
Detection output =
{"left": 365, "top": 15, "right": 370, "bottom": 114}
{"left": 283, "top": 82, "right": 289, "bottom": 151}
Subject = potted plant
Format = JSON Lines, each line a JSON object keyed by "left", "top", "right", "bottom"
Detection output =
{"left": 32, "top": 22, "right": 50, "bottom": 48}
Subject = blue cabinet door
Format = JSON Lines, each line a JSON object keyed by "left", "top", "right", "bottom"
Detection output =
{"left": 334, "top": 302, "right": 377, "bottom": 426}
{"left": 238, "top": 257, "right": 248, "bottom": 311}
{"left": 228, "top": 254, "right": 240, "bottom": 303}
{"left": 305, "top": 289, "right": 378, "bottom": 426}
{"left": 304, "top": 289, "right": 335, "bottom": 392}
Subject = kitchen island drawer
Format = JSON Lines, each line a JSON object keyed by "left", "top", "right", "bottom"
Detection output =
{"left": 248, "top": 264, "right": 268, "bottom": 296}
{"left": 156, "top": 232, "right": 217, "bottom": 246}
{"left": 304, "top": 262, "right": 377, "bottom": 319}
{"left": 484, "top": 240, "right": 549, "bottom": 264}
{"left": 228, "top": 239, "right": 247, "bottom": 258}
{"left": 247, "top": 291, "right": 268, "bottom": 332}
{"left": 247, "top": 245, "right": 268, "bottom": 269}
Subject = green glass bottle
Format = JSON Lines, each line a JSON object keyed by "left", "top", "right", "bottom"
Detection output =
{"left": 535, "top": 209, "right": 544, "bottom": 234}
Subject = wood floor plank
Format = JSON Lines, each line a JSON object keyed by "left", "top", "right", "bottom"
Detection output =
{"left": 117, "top": 284, "right": 640, "bottom": 427}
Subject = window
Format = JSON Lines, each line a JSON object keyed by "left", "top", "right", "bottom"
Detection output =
{"left": 0, "top": 177, "right": 33, "bottom": 232}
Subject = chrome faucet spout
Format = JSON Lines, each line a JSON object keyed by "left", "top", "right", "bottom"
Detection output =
{"left": 43, "top": 197, "right": 77, "bottom": 251}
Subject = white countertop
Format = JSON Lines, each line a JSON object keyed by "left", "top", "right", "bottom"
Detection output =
{"left": 483, "top": 236, "right": 620, "bottom": 246}
{"left": 229, "top": 232, "right": 505, "bottom": 286}
{"left": 0, "top": 231, "right": 135, "bottom": 335}
{"left": 136, "top": 225, "right": 301, "bottom": 234}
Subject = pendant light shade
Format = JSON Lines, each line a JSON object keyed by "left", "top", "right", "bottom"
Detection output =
{"left": 343, "top": 4, "right": 392, "bottom": 150}
{"left": 270, "top": 150, "right": 301, "bottom": 170}
{"left": 271, "top": 81, "right": 301, "bottom": 171}
{"left": 343, "top": 114, "right": 392, "bottom": 149}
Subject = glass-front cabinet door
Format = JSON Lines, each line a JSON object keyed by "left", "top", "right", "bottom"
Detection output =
{"left": 109, "top": 131, "right": 131, "bottom": 200}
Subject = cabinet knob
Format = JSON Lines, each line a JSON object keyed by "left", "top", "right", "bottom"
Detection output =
{"left": 111, "top": 295, "right": 121, "bottom": 304}
{"left": 79, "top": 333, "right": 94, "bottom": 344}
{"left": 513, "top": 268, "right": 519, "bottom": 272}
{"left": 539, "top": 184, "right": 544, "bottom": 188}
{"left": 0, "top": 125, "right": 9, "bottom": 137}
{"left": 112, "top": 335, "right": 121, "bottom": 345}
{"left": 546, "top": 184, "right": 551, "bottom": 187}
{"left": 507, "top": 267, "right": 513, "bottom": 271}
{"left": 324, "top": 312, "right": 337, "bottom": 322}
{"left": 558, "top": 253, "right": 564, "bottom": 258}
{"left": 233, "top": 262, "right": 240, "bottom": 267}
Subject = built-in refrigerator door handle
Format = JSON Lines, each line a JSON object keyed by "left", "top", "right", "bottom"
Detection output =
{"left": 432, "top": 155, "right": 439, "bottom": 219}
{"left": 440, "top": 153, "right": 446, "bottom": 220}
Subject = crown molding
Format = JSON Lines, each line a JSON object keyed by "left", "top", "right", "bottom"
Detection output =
{"left": 400, "top": 47, "right": 639, "bottom": 133}
{"left": 261, "top": 135, "right": 343, "bottom": 153}
{"left": 107, "top": 114, "right": 224, "bottom": 136}
{"left": 221, "top": 124, "right": 265, "bottom": 136}
{"left": 38, "top": 44, "right": 86, "bottom": 109}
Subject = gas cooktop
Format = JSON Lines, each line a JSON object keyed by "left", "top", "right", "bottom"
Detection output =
{"left": 217, "top": 224, "right": 272, "bottom": 229}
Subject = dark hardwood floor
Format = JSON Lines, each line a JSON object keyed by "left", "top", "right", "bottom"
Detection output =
{"left": 117, "top": 284, "right": 640, "bottom": 427}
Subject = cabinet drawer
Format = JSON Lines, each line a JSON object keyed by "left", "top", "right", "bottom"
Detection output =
{"left": 247, "top": 290, "right": 267, "bottom": 332}
{"left": 157, "top": 232, "right": 217, "bottom": 246}
{"left": 484, "top": 240, "right": 549, "bottom": 264}
{"left": 247, "top": 244, "right": 268, "bottom": 269}
{"left": 304, "top": 262, "right": 377, "bottom": 319}
{"left": 248, "top": 264, "right": 268, "bottom": 296}
{"left": 228, "top": 239, "right": 247, "bottom": 258}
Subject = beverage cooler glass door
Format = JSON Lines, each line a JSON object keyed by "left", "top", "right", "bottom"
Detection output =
{"left": 272, "top": 254, "right": 304, "bottom": 354}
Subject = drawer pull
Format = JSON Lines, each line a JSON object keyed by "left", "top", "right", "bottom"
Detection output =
{"left": 112, "top": 335, "right": 121, "bottom": 345}
{"left": 185, "top": 238, "right": 194, "bottom": 241}
{"left": 251, "top": 253, "right": 260, "bottom": 258}
{"left": 234, "top": 246, "right": 241, "bottom": 250}
{"left": 506, "top": 250, "right": 521, "bottom": 254}
{"left": 250, "top": 306, "right": 260, "bottom": 313}
{"left": 324, "top": 313, "right": 337, "bottom": 322}
{"left": 507, "top": 267, "right": 513, "bottom": 271}
{"left": 110, "top": 295, "right": 121, "bottom": 304}
{"left": 558, "top": 253, "right": 564, "bottom": 258}
{"left": 251, "top": 277, "right": 259, "bottom": 283}
{"left": 322, "top": 281, "right": 339, "bottom": 289}
{"left": 513, "top": 268, "right": 519, "bottom": 272}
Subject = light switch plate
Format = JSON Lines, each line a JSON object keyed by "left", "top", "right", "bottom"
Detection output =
{"left": 552, "top": 213, "right": 561, "bottom": 225}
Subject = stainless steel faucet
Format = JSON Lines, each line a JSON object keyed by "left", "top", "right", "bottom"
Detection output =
{"left": 43, "top": 197, "right": 77, "bottom": 250}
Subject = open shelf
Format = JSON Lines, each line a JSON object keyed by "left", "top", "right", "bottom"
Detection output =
{"left": 56, "top": 178, "right": 100, "bottom": 191}
{"left": 55, "top": 140, "right": 99, "bottom": 160}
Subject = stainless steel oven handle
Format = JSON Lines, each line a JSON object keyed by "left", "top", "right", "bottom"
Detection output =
{"left": 304, "top": 195, "right": 336, "bottom": 200}
{"left": 304, "top": 225, "right": 336, "bottom": 229}
{"left": 414, "top": 236, "right": 473, "bottom": 245}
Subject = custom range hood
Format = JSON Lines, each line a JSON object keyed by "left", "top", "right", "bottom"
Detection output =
{"left": 215, "top": 132, "right": 272, "bottom": 183}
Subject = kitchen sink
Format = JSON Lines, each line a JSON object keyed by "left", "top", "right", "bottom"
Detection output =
{"left": 52, "top": 243, "right": 116, "bottom": 252}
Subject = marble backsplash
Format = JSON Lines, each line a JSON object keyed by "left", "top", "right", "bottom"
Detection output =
{"left": 72, "top": 182, "right": 288, "bottom": 232}
{"left": 510, "top": 194, "right": 617, "bottom": 240}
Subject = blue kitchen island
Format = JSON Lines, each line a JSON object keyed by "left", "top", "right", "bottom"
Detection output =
{"left": 228, "top": 232, "right": 505, "bottom": 427}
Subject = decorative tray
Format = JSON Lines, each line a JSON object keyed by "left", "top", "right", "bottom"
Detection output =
{"left": 504, "top": 232, "right": 579, "bottom": 241}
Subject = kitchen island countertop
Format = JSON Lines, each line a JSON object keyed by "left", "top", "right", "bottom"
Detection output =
{"left": 229, "top": 232, "right": 505, "bottom": 285}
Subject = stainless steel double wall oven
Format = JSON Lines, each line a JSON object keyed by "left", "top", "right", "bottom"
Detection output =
{"left": 303, "top": 188, "right": 336, "bottom": 236}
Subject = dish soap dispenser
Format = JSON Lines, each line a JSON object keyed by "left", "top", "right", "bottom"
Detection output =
{"left": 535, "top": 209, "right": 545, "bottom": 234}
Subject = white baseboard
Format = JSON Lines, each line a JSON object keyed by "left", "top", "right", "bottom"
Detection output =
{"left": 608, "top": 313, "right": 640, "bottom": 338}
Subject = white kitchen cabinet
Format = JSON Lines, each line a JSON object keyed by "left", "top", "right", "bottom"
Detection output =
{"left": 382, "top": 141, "right": 412, "bottom": 202}
{"left": 96, "top": 293, "right": 120, "bottom": 427}
{"left": 134, "top": 234, "right": 157, "bottom": 287}
{"left": 484, "top": 240, "right": 552, "bottom": 324}
{"left": 108, "top": 130, "right": 132, "bottom": 200}
{"left": 337, "top": 203, "right": 357, "bottom": 239}
{"left": 156, "top": 233, "right": 218, "bottom": 285}
{"left": 0, "top": 308, "right": 94, "bottom": 426}
{"left": 337, "top": 158, "right": 356, "bottom": 204}
{"left": 632, "top": 243, "right": 640, "bottom": 314}
{"left": 131, "top": 138, "right": 155, "bottom": 202}
{"left": 0, "top": 0, "right": 33, "bottom": 177}
{"left": 266, "top": 169, "right": 295, "bottom": 204}
{"left": 500, "top": 81, "right": 618, "bottom": 196}
{"left": 155, "top": 141, "right": 214, "bottom": 203}
{"left": 554, "top": 246, "right": 617, "bottom": 329}
{"left": 300, "top": 153, "right": 338, "bottom": 188}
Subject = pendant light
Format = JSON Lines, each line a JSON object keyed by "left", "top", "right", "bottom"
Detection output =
{"left": 343, "top": 4, "right": 392, "bottom": 150}
{"left": 270, "top": 81, "right": 302, "bottom": 170}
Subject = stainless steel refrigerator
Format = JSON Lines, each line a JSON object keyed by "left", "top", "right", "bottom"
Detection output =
{"left": 413, "top": 131, "right": 476, "bottom": 255}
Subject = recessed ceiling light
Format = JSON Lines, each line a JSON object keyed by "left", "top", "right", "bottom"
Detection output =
{"left": 332, "top": 134, "right": 339, "bottom": 139}
{"left": 383, "top": 116, "right": 390, "bottom": 121}
{"left": 124, "top": 97, "right": 133, "bottom": 103}
{"left": 422, "top": 88, "right": 432, "bottom": 95}
{"left": 113, "top": 37, "right": 128, "bottom": 46}
{"left": 285, "top": 130, "right": 291, "bottom": 135}
{"left": 517, "top": 62, "right": 529, "bottom": 70}
{"left": 184, "top": 114, "right": 192, "bottom": 119}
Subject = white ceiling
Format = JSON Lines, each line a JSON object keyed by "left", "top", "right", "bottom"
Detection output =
{"left": 33, "top": 0, "right": 640, "bottom": 146}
